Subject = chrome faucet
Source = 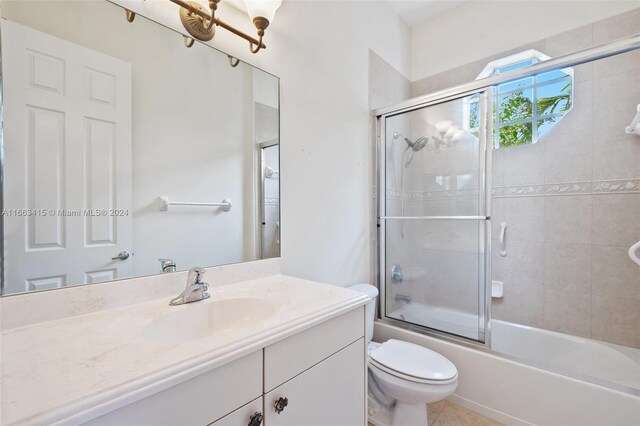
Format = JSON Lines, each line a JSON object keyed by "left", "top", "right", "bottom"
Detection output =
{"left": 159, "top": 258, "right": 177, "bottom": 273}
{"left": 395, "top": 293, "right": 412, "bottom": 304}
{"left": 169, "top": 267, "right": 210, "bottom": 306}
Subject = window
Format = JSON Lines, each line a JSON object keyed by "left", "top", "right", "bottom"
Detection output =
{"left": 465, "top": 50, "right": 573, "bottom": 149}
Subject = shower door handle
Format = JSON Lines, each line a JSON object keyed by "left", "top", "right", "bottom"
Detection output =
{"left": 499, "top": 222, "right": 507, "bottom": 257}
{"left": 629, "top": 240, "right": 640, "bottom": 266}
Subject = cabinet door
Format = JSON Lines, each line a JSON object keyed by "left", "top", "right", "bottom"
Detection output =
{"left": 265, "top": 308, "right": 364, "bottom": 392}
{"left": 210, "top": 397, "right": 263, "bottom": 426}
{"left": 264, "top": 339, "right": 365, "bottom": 426}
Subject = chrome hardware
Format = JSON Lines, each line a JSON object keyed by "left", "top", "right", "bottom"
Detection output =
{"left": 169, "top": 267, "right": 210, "bottom": 306}
{"left": 159, "top": 258, "right": 177, "bottom": 273}
{"left": 395, "top": 294, "right": 412, "bottom": 304}
{"left": 111, "top": 251, "right": 130, "bottom": 261}
{"left": 248, "top": 411, "right": 263, "bottom": 426}
{"left": 380, "top": 215, "right": 490, "bottom": 220}
{"left": 274, "top": 397, "right": 288, "bottom": 414}
{"left": 390, "top": 264, "right": 403, "bottom": 284}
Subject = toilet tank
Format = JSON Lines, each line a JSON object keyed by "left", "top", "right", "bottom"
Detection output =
{"left": 348, "top": 284, "right": 379, "bottom": 343}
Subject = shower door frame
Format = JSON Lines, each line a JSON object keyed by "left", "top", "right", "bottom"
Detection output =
{"left": 375, "top": 32, "right": 640, "bottom": 350}
{"left": 377, "top": 87, "right": 494, "bottom": 348}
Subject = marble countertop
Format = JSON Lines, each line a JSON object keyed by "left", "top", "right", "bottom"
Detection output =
{"left": 0, "top": 275, "right": 368, "bottom": 425}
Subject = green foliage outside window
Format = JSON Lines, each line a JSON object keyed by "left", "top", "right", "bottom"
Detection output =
{"left": 496, "top": 81, "right": 572, "bottom": 148}
{"left": 467, "top": 53, "right": 574, "bottom": 148}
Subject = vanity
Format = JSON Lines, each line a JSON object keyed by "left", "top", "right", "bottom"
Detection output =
{"left": 0, "top": 266, "right": 369, "bottom": 425}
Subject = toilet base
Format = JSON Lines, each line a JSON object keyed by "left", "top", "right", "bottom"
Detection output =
{"left": 367, "top": 395, "right": 429, "bottom": 426}
{"left": 367, "top": 395, "right": 392, "bottom": 426}
{"left": 392, "top": 401, "right": 427, "bottom": 426}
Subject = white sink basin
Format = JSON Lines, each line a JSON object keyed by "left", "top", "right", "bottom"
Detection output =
{"left": 143, "top": 298, "right": 276, "bottom": 342}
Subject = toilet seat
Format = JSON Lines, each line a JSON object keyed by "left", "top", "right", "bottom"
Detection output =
{"left": 369, "top": 339, "right": 458, "bottom": 384}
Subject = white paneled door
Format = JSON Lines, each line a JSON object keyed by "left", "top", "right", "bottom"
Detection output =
{"left": 2, "top": 20, "right": 133, "bottom": 294}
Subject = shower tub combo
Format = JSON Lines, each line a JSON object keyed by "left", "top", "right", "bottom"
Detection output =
{"left": 374, "top": 31, "right": 640, "bottom": 425}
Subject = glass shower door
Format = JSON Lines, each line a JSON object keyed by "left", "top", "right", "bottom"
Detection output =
{"left": 379, "top": 90, "right": 491, "bottom": 343}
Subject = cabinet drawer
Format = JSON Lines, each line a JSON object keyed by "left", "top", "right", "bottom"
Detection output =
{"left": 264, "top": 339, "right": 366, "bottom": 426}
{"left": 84, "top": 351, "right": 262, "bottom": 426}
{"left": 264, "top": 307, "right": 364, "bottom": 392}
{"left": 209, "top": 397, "right": 263, "bottom": 426}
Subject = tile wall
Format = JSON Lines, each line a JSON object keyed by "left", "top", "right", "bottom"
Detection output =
{"left": 409, "top": 9, "right": 640, "bottom": 348}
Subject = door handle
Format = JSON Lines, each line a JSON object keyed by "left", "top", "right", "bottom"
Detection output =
{"left": 111, "top": 251, "right": 130, "bottom": 261}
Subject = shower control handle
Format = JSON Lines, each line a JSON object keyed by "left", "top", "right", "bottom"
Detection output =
{"left": 391, "top": 264, "right": 403, "bottom": 284}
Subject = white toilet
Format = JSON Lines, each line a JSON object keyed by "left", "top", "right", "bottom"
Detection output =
{"left": 349, "top": 284, "right": 458, "bottom": 426}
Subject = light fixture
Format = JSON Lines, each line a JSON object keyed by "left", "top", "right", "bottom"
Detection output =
{"left": 167, "top": 0, "right": 281, "bottom": 53}
{"left": 432, "top": 120, "right": 463, "bottom": 152}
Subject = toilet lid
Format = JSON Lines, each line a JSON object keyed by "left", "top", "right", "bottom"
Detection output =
{"left": 369, "top": 339, "right": 457, "bottom": 381}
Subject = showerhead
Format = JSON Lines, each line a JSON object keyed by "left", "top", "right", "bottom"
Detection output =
{"left": 412, "top": 137, "right": 428, "bottom": 152}
{"left": 393, "top": 132, "right": 428, "bottom": 152}
{"left": 393, "top": 132, "right": 429, "bottom": 168}
{"left": 404, "top": 137, "right": 429, "bottom": 167}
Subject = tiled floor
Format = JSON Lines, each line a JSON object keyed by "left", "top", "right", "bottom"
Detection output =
{"left": 368, "top": 400, "right": 504, "bottom": 426}
{"left": 427, "top": 401, "right": 503, "bottom": 426}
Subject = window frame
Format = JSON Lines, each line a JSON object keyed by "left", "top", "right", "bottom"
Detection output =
{"left": 465, "top": 49, "right": 574, "bottom": 148}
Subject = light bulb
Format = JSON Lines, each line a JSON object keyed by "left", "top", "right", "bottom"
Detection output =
{"left": 444, "top": 125, "right": 458, "bottom": 139}
{"left": 435, "top": 120, "right": 453, "bottom": 134}
{"left": 452, "top": 130, "right": 465, "bottom": 141}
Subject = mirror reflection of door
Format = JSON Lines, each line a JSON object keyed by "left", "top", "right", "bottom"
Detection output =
{"left": 260, "top": 143, "right": 280, "bottom": 259}
{"left": 2, "top": 21, "right": 133, "bottom": 294}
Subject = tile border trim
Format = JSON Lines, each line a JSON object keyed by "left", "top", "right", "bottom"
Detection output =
{"left": 385, "top": 179, "right": 640, "bottom": 200}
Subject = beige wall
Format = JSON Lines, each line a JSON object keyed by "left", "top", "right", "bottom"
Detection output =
{"left": 411, "top": 0, "right": 640, "bottom": 81}
{"left": 411, "top": 9, "right": 640, "bottom": 348}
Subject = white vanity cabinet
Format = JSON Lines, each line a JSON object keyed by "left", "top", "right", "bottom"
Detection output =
{"left": 83, "top": 307, "right": 366, "bottom": 426}
{"left": 84, "top": 351, "right": 263, "bottom": 426}
{"left": 262, "top": 308, "right": 366, "bottom": 426}
{"left": 264, "top": 339, "right": 365, "bottom": 426}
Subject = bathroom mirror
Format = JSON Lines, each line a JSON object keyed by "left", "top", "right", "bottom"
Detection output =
{"left": 0, "top": 0, "right": 280, "bottom": 296}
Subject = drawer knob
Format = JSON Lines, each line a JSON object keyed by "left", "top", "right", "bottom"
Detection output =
{"left": 274, "top": 397, "right": 288, "bottom": 414}
{"left": 248, "top": 411, "right": 263, "bottom": 426}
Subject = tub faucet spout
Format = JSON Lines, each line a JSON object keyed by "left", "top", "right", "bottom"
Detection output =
{"left": 395, "top": 294, "right": 412, "bottom": 304}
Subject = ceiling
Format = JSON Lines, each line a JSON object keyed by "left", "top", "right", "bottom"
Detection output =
{"left": 385, "top": 0, "right": 469, "bottom": 27}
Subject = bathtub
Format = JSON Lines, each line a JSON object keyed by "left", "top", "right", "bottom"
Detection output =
{"left": 390, "top": 303, "right": 640, "bottom": 391}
